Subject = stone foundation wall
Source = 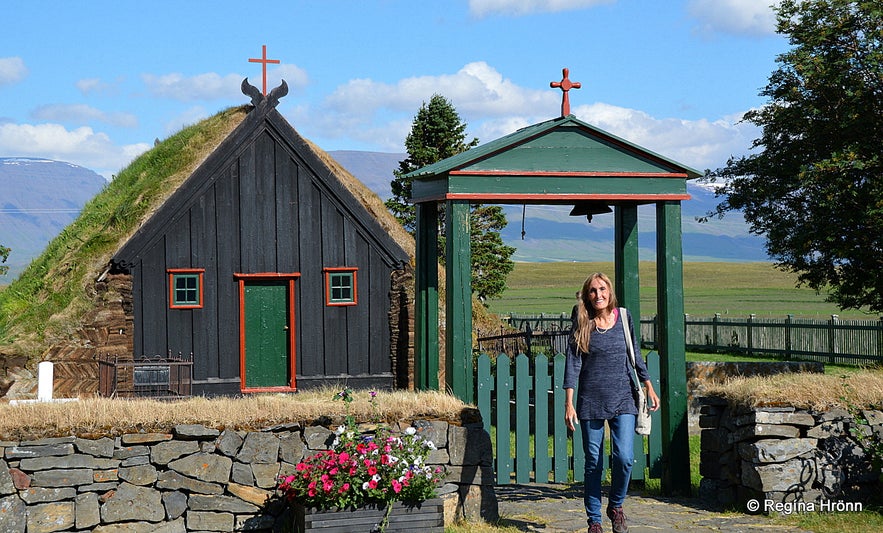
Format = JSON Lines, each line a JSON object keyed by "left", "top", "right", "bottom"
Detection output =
{"left": 699, "top": 398, "right": 882, "bottom": 511}
{"left": 0, "top": 416, "right": 497, "bottom": 532}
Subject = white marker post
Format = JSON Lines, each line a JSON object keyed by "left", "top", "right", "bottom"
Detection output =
{"left": 37, "top": 361, "right": 54, "bottom": 402}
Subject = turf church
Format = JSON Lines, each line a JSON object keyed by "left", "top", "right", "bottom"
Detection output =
{"left": 104, "top": 74, "right": 415, "bottom": 395}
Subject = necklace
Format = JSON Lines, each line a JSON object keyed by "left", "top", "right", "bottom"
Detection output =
{"left": 594, "top": 315, "right": 614, "bottom": 334}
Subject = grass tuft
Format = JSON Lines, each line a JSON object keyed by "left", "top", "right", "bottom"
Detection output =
{"left": 0, "top": 388, "right": 467, "bottom": 441}
{"left": 704, "top": 369, "right": 883, "bottom": 410}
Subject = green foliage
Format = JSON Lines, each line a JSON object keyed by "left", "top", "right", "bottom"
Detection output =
{"left": 0, "top": 107, "right": 246, "bottom": 350}
{"left": 0, "top": 244, "right": 9, "bottom": 276}
{"left": 386, "top": 94, "right": 515, "bottom": 301}
{"left": 704, "top": 0, "right": 883, "bottom": 312}
{"left": 386, "top": 94, "right": 478, "bottom": 232}
{"left": 470, "top": 205, "right": 516, "bottom": 301}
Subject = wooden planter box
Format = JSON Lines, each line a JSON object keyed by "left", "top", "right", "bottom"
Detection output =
{"left": 294, "top": 498, "right": 444, "bottom": 532}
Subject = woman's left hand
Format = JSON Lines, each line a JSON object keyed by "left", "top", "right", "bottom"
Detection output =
{"left": 644, "top": 382, "right": 660, "bottom": 412}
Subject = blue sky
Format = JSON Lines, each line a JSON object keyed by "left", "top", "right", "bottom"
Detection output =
{"left": 1, "top": 0, "right": 786, "bottom": 180}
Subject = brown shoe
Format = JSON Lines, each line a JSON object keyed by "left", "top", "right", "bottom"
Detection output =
{"left": 588, "top": 523, "right": 603, "bottom": 533}
{"left": 607, "top": 506, "right": 628, "bottom": 533}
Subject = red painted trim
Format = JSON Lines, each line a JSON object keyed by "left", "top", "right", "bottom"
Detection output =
{"left": 448, "top": 170, "right": 689, "bottom": 178}
{"left": 237, "top": 278, "right": 246, "bottom": 391}
{"left": 288, "top": 278, "right": 297, "bottom": 389}
{"left": 234, "top": 272, "right": 301, "bottom": 393}
{"left": 233, "top": 272, "right": 301, "bottom": 279}
{"left": 241, "top": 386, "right": 298, "bottom": 394}
{"left": 168, "top": 268, "right": 205, "bottom": 309}
{"left": 323, "top": 267, "right": 359, "bottom": 307}
{"left": 415, "top": 193, "right": 691, "bottom": 202}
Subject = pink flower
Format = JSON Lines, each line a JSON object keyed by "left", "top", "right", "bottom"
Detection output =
{"left": 391, "top": 480, "right": 402, "bottom": 493}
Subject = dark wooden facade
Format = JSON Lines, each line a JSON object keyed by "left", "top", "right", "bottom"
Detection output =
{"left": 111, "top": 92, "right": 410, "bottom": 395}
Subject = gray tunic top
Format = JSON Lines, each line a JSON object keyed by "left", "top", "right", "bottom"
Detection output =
{"left": 563, "top": 308, "right": 651, "bottom": 421}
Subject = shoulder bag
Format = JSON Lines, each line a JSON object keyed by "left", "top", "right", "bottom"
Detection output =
{"left": 620, "top": 307, "right": 651, "bottom": 435}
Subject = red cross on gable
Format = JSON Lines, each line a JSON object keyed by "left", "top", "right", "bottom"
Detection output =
{"left": 550, "top": 68, "right": 582, "bottom": 117}
{"left": 249, "top": 45, "right": 281, "bottom": 96}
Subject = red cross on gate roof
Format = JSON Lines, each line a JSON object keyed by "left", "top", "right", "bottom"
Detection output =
{"left": 249, "top": 45, "right": 281, "bottom": 96}
{"left": 550, "top": 68, "right": 582, "bottom": 117}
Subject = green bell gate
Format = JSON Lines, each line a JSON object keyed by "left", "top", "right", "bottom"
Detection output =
{"left": 406, "top": 70, "right": 701, "bottom": 495}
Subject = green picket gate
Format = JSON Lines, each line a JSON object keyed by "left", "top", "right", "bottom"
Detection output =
{"left": 475, "top": 351, "right": 663, "bottom": 485}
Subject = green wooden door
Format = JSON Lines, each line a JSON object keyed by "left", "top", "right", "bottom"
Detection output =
{"left": 244, "top": 281, "right": 290, "bottom": 388}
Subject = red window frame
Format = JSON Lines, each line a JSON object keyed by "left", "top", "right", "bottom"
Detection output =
{"left": 323, "top": 267, "right": 358, "bottom": 307}
{"left": 168, "top": 268, "right": 205, "bottom": 309}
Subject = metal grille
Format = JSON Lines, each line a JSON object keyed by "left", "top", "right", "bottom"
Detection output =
{"left": 98, "top": 353, "right": 193, "bottom": 399}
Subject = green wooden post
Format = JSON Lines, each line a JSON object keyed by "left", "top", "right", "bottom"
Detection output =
{"left": 655, "top": 201, "right": 691, "bottom": 495}
{"left": 615, "top": 204, "right": 646, "bottom": 478}
{"left": 414, "top": 202, "right": 439, "bottom": 390}
{"left": 614, "top": 204, "right": 640, "bottom": 315}
{"left": 445, "top": 199, "right": 473, "bottom": 402}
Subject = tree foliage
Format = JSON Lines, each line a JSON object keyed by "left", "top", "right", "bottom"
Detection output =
{"left": 704, "top": 0, "right": 883, "bottom": 312}
{"left": 386, "top": 94, "right": 515, "bottom": 301}
{"left": 386, "top": 94, "right": 479, "bottom": 232}
{"left": 0, "top": 244, "right": 9, "bottom": 276}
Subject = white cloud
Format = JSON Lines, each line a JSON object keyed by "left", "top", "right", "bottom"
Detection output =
{"left": 305, "top": 62, "right": 556, "bottom": 149}
{"left": 571, "top": 102, "right": 759, "bottom": 171}
{"left": 144, "top": 64, "right": 309, "bottom": 102}
{"left": 687, "top": 0, "right": 778, "bottom": 37}
{"left": 331, "top": 61, "right": 552, "bottom": 116}
{"left": 0, "top": 57, "right": 28, "bottom": 85}
{"left": 31, "top": 104, "right": 138, "bottom": 128}
{"left": 163, "top": 106, "right": 210, "bottom": 137}
{"left": 142, "top": 72, "right": 244, "bottom": 101}
{"left": 469, "top": 0, "right": 615, "bottom": 17}
{"left": 76, "top": 77, "right": 123, "bottom": 96}
{"left": 0, "top": 122, "right": 149, "bottom": 179}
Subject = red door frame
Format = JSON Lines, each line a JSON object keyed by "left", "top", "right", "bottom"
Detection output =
{"left": 234, "top": 272, "right": 300, "bottom": 393}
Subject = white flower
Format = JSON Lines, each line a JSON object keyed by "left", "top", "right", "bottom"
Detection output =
{"left": 335, "top": 425, "right": 346, "bottom": 435}
{"left": 426, "top": 441, "right": 436, "bottom": 450}
{"left": 372, "top": 474, "right": 381, "bottom": 482}
{"left": 405, "top": 427, "right": 417, "bottom": 436}
{"left": 362, "top": 481, "right": 371, "bottom": 490}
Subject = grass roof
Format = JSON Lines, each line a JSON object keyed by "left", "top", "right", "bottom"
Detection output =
{"left": 0, "top": 105, "right": 427, "bottom": 361}
{"left": 0, "top": 107, "right": 249, "bottom": 357}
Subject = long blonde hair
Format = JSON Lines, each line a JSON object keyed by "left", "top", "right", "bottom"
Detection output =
{"left": 572, "top": 272, "right": 619, "bottom": 354}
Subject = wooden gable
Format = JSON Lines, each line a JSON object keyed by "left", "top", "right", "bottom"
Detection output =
{"left": 409, "top": 115, "right": 702, "bottom": 204}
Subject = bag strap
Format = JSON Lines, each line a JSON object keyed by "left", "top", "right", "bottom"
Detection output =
{"left": 620, "top": 308, "right": 642, "bottom": 388}
{"left": 620, "top": 307, "right": 637, "bottom": 369}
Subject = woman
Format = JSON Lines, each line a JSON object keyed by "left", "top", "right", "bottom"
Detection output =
{"left": 564, "top": 272, "right": 660, "bottom": 533}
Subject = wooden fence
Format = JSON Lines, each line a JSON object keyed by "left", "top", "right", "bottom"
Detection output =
{"left": 474, "top": 351, "right": 663, "bottom": 485}
{"left": 499, "top": 313, "right": 883, "bottom": 366}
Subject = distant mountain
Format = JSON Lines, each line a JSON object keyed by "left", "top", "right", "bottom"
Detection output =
{"left": 0, "top": 151, "right": 767, "bottom": 283}
{"left": 329, "top": 150, "right": 404, "bottom": 200}
{"left": 0, "top": 158, "right": 107, "bottom": 280}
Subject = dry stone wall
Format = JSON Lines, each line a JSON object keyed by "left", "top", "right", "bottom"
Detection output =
{"left": 699, "top": 398, "right": 882, "bottom": 512}
{"left": 0, "top": 417, "right": 497, "bottom": 532}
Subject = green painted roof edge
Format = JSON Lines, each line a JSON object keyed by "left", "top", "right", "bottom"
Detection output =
{"left": 405, "top": 114, "right": 703, "bottom": 180}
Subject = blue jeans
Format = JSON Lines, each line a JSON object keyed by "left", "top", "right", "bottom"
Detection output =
{"left": 580, "top": 413, "right": 636, "bottom": 525}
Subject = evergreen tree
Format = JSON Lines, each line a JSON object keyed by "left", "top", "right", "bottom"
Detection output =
{"left": 704, "top": 0, "right": 883, "bottom": 312}
{"left": 386, "top": 94, "right": 515, "bottom": 301}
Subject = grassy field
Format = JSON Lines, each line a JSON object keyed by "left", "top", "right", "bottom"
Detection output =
{"left": 487, "top": 261, "right": 874, "bottom": 320}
